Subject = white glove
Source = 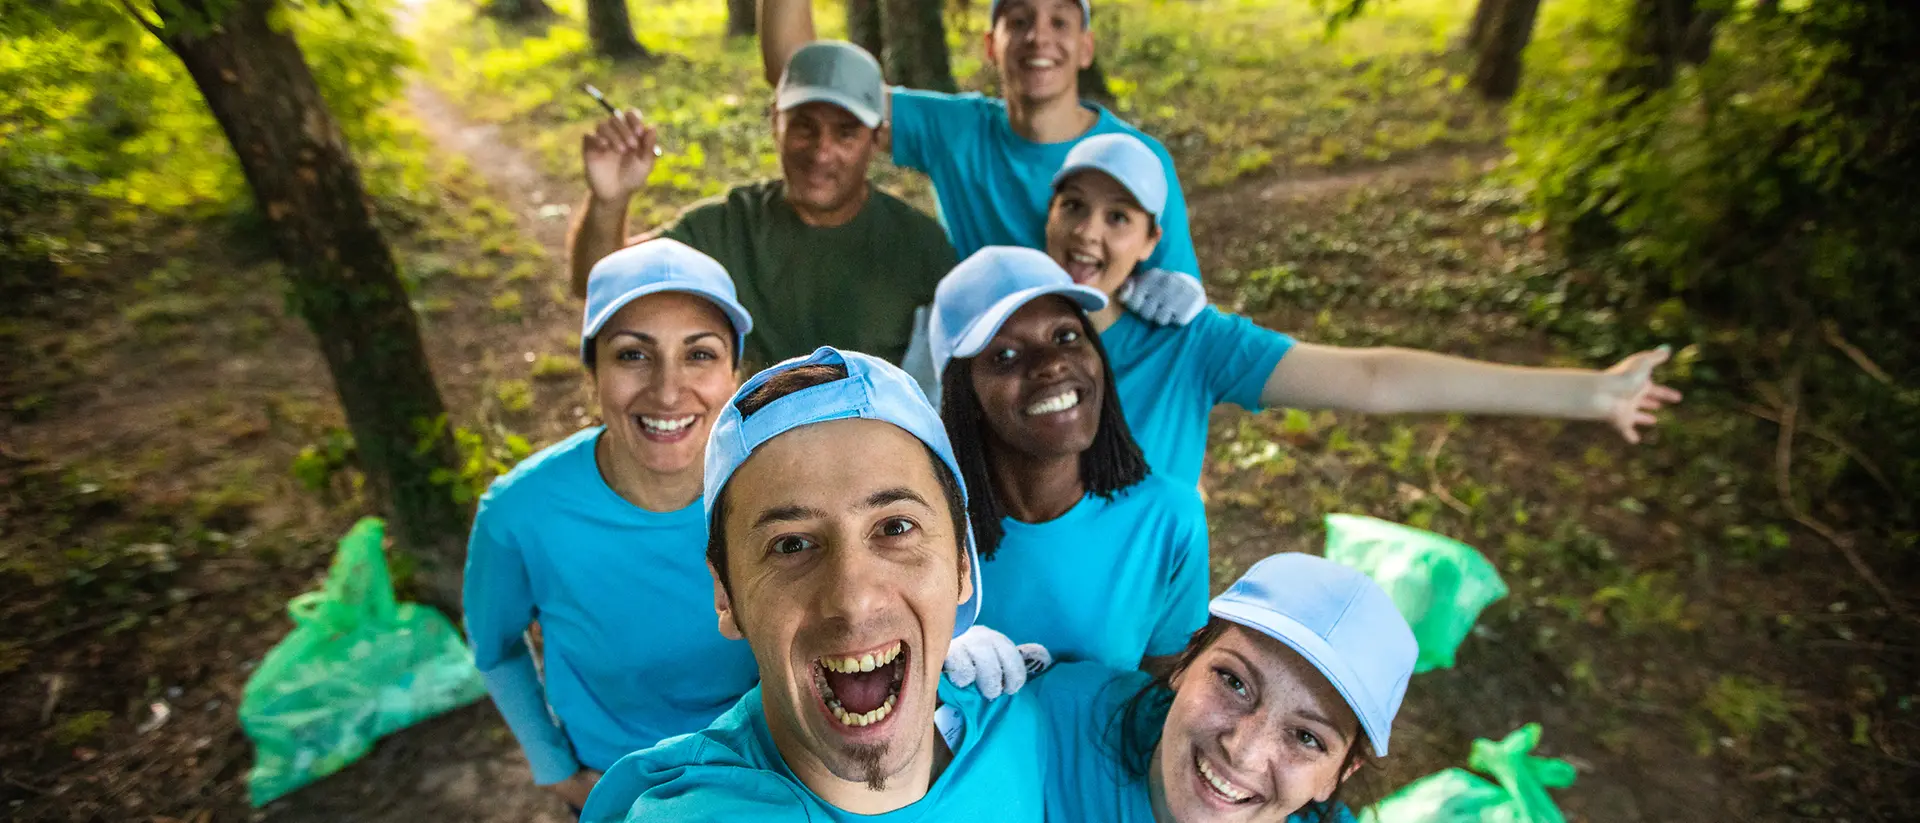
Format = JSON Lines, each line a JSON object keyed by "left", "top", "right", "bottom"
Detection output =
{"left": 942, "top": 625, "right": 1054, "bottom": 699}
{"left": 1118, "top": 267, "right": 1206, "bottom": 326}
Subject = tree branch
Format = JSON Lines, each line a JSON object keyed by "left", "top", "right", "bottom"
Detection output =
{"left": 115, "top": 0, "right": 166, "bottom": 37}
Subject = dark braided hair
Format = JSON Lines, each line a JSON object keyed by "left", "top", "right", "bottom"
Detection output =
{"left": 939, "top": 304, "right": 1147, "bottom": 560}
{"left": 1112, "top": 619, "right": 1384, "bottom": 817}
{"left": 705, "top": 363, "right": 970, "bottom": 598}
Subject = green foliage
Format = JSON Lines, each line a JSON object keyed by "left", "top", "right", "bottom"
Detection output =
{"left": 55, "top": 710, "right": 115, "bottom": 746}
{"left": 529, "top": 352, "right": 580, "bottom": 381}
{"left": 291, "top": 428, "right": 358, "bottom": 492}
{"left": 422, "top": 416, "right": 533, "bottom": 505}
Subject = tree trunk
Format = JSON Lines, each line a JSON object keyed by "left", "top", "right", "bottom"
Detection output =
{"left": 586, "top": 0, "right": 650, "bottom": 61}
{"left": 726, "top": 0, "right": 756, "bottom": 37}
{"left": 153, "top": 0, "right": 470, "bottom": 616}
{"left": 1466, "top": 0, "right": 1542, "bottom": 101}
{"left": 1606, "top": 0, "right": 1701, "bottom": 101}
{"left": 1462, "top": 0, "right": 1499, "bottom": 52}
{"left": 482, "top": 0, "right": 556, "bottom": 22}
{"left": 848, "top": 0, "right": 884, "bottom": 62}
{"left": 881, "top": 0, "right": 957, "bottom": 91}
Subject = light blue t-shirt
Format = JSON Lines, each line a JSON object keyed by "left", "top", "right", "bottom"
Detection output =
{"left": 463, "top": 427, "right": 760, "bottom": 784}
{"left": 977, "top": 475, "right": 1209, "bottom": 669}
{"left": 578, "top": 679, "right": 1050, "bottom": 823}
{"left": 1102, "top": 307, "right": 1296, "bottom": 488}
{"left": 889, "top": 89, "right": 1201, "bottom": 281}
{"left": 1030, "top": 663, "right": 1358, "bottom": 823}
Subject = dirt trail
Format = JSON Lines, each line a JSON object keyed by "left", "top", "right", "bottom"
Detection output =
{"left": 1193, "top": 144, "right": 1510, "bottom": 211}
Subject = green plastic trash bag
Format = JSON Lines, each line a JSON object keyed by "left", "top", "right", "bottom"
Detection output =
{"left": 239, "top": 518, "right": 486, "bottom": 806}
{"left": 1323, "top": 513, "right": 1509, "bottom": 673}
{"left": 1361, "top": 724, "right": 1576, "bottom": 823}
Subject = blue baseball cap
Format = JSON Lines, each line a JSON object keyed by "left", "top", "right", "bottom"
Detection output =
{"left": 990, "top": 0, "right": 1091, "bottom": 27}
{"left": 580, "top": 239, "right": 753, "bottom": 366}
{"left": 1052, "top": 133, "right": 1168, "bottom": 224}
{"left": 929, "top": 246, "right": 1108, "bottom": 380}
{"left": 1209, "top": 553, "right": 1419, "bottom": 755}
{"left": 703, "top": 347, "right": 984, "bottom": 636}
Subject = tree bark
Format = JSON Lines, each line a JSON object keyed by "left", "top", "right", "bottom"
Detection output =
{"left": 1462, "top": 0, "right": 1499, "bottom": 52}
{"left": 1606, "top": 0, "right": 1701, "bottom": 101}
{"left": 586, "top": 0, "right": 650, "bottom": 60}
{"left": 847, "top": 0, "right": 884, "bottom": 62}
{"left": 1466, "top": 0, "right": 1542, "bottom": 101}
{"left": 726, "top": 0, "right": 756, "bottom": 37}
{"left": 482, "top": 0, "right": 556, "bottom": 22}
{"left": 881, "top": 0, "right": 957, "bottom": 91}
{"left": 153, "top": 0, "right": 470, "bottom": 615}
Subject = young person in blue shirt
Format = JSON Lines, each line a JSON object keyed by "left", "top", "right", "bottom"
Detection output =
{"left": 1040, "top": 133, "right": 1686, "bottom": 487}
{"left": 463, "top": 240, "right": 763, "bottom": 811}
{"left": 1029, "top": 552, "right": 1419, "bottom": 823}
{"left": 579, "top": 349, "right": 1051, "bottom": 823}
{"left": 757, "top": 0, "right": 1209, "bottom": 328}
{"left": 927, "top": 246, "right": 1209, "bottom": 673}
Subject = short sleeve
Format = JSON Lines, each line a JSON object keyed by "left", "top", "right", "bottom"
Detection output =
{"left": 1140, "top": 138, "right": 1202, "bottom": 282}
{"left": 1145, "top": 487, "right": 1211, "bottom": 658}
{"left": 655, "top": 199, "right": 725, "bottom": 255}
{"left": 889, "top": 87, "right": 975, "bottom": 173}
{"left": 582, "top": 741, "right": 812, "bottom": 823}
{"left": 1193, "top": 308, "right": 1296, "bottom": 411}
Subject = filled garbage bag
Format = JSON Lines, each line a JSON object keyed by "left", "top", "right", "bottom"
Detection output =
{"left": 1362, "top": 724, "right": 1577, "bottom": 823}
{"left": 1323, "top": 513, "right": 1509, "bottom": 673}
{"left": 239, "top": 518, "right": 486, "bottom": 806}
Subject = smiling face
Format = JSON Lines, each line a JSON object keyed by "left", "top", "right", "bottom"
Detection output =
{"left": 967, "top": 296, "right": 1104, "bottom": 462}
{"left": 713, "top": 419, "right": 972, "bottom": 805}
{"left": 775, "top": 102, "right": 878, "bottom": 220}
{"left": 1152, "top": 625, "right": 1367, "bottom": 823}
{"left": 1047, "top": 171, "right": 1162, "bottom": 299}
{"left": 986, "top": 0, "right": 1095, "bottom": 108}
{"left": 592, "top": 292, "right": 738, "bottom": 478}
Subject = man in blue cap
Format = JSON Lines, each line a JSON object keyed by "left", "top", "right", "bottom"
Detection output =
{"left": 568, "top": 42, "right": 956, "bottom": 391}
{"left": 758, "top": 0, "right": 1210, "bottom": 328}
{"left": 578, "top": 349, "right": 1050, "bottom": 822}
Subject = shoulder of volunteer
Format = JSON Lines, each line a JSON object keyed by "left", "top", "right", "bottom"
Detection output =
{"left": 1024, "top": 662, "right": 1152, "bottom": 729}
{"left": 647, "top": 178, "right": 784, "bottom": 246}
{"left": 1121, "top": 473, "right": 1209, "bottom": 522}
{"left": 583, "top": 729, "right": 813, "bottom": 823}
{"left": 868, "top": 187, "right": 957, "bottom": 257}
{"left": 476, "top": 426, "right": 598, "bottom": 511}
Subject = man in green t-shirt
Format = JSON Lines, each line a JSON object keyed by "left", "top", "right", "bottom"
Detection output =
{"left": 567, "top": 41, "right": 955, "bottom": 387}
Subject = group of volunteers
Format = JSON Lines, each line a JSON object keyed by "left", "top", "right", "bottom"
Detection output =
{"left": 465, "top": 0, "right": 1683, "bottom": 820}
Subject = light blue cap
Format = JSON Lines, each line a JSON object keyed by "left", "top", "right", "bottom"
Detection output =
{"left": 929, "top": 246, "right": 1107, "bottom": 380}
{"left": 703, "top": 347, "right": 984, "bottom": 636}
{"left": 581, "top": 239, "right": 753, "bottom": 365}
{"left": 1052, "top": 133, "right": 1168, "bottom": 223}
{"left": 1209, "top": 553, "right": 1419, "bottom": 755}
{"left": 990, "top": 0, "right": 1091, "bottom": 27}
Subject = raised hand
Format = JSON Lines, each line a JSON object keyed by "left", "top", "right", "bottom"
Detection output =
{"left": 581, "top": 110, "right": 659, "bottom": 204}
{"left": 1597, "top": 345, "right": 1683, "bottom": 444}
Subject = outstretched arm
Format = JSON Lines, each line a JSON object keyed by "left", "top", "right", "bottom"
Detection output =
{"left": 567, "top": 110, "right": 661, "bottom": 298}
{"left": 759, "top": 0, "right": 817, "bottom": 88}
{"left": 1261, "top": 343, "right": 1681, "bottom": 443}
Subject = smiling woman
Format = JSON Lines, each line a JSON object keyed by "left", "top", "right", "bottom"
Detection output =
{"left": 461, "top": 239, "right": 760, "bottom": 812}
{"left": 930, "top": 247, "right": 1211, "bottom": 672}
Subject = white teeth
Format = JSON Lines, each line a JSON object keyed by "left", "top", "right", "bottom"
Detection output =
{"left": 1070, "top": 252, "right": 1100, "bottom": 265}
{"left": 1027, "top": 58, "right": 1057, "bottom": 68}
{"left": 1024, "top": 390, "right": 1079, "bottom": 416}
{"left": 831, "top": 694, "right": 897, "bottom": 727}
{"left": 821, "top": 641, "right": 902, "bottom": 674}
{"left": 1196, "top": 755, "right": 1254, "bottom": 802}
{"left": 859, "top": 653, "right": 876, "bottom": 672}
{"left": 639, "top": 414, "right": 696, "bottom": 433}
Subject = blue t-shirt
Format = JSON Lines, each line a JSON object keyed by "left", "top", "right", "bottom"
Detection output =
{"left": 463, "top": 427, "right": 760, "bottom": 783}
{"left": 1029, "top": 663, "right": 1357, "bottom": 823}
{"left": 977, "top": 476, "right": 1209, "bottom": 669}
{"left": 889, "top": 89, "right": 1201, "bottom": 281}
{"left": 579, "top": 679, "right": 1050, "bottom": 823}
{"left": 1102, "top": 307, "right": 1296, "bottom": 488}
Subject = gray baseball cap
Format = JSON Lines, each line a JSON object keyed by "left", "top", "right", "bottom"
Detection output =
{"left": 777, "top": 41, "right": 886, "bottom": 128}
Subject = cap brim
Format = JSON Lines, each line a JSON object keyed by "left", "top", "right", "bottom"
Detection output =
{"left": 581, "top": 283, "right": 754, "bottom": 364}
{"left": 776, "top": 86, "right": 883, "bottom": 128}
{"left": 1052, "top": 160, "right": 1163, "bottom": 222}
{"left": 1209, "top": 600, "right": 1394, "bottom": 756}
{"left": 946, "top": 284, "right": 1108, "bottom": 365}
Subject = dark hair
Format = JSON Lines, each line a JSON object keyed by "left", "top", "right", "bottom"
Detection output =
{"left": 939, "top": 305, "right": 1147, "bottom": 560}
{"left": 1112, "top": 619, "right": 1384, "bottom": 816}
{"left": 705, "top": 363, "right": 970, "bottom": 597}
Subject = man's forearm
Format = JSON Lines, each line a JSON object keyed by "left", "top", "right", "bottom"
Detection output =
{"left": 567, "top": 194, "right": 630, "bottom": 299}
{"left": 758, "top": 0, "right": 816, "bottom": 87}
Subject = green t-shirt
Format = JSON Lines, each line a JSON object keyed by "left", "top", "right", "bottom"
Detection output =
{"left": 659, "top": 179, "right": 956, "bottom": 371}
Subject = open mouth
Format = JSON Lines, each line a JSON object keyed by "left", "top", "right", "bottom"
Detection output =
{"left": 1194, "top": 750, "right": 1263, "bottom": 806}
{"left": 1024, "top": 388, "right": 1081, "bottom": 417}
{"left": 813, "top": 641, "right": 908, "bottom": 731}
{"left": 1022, "top": 57, "right": 1060, "bottom": 71}
{"left": 636, "top": 414, "right": 698, "bottom": 443}
{"left": 1063, "top": 251, "right": 1104, "bottom": 284}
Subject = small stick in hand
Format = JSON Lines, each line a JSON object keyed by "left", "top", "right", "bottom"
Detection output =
{"left": 582, "top": 83, "right": 663, "bottom": 157}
